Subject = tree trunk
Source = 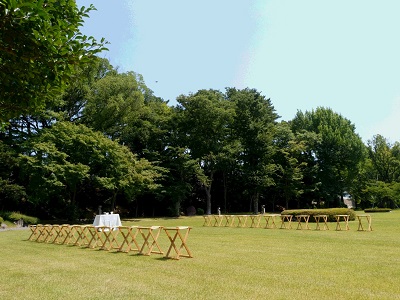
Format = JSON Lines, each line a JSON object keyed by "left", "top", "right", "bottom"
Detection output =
{"left": 205, "top": 172, "right": 214, "bottom": 215}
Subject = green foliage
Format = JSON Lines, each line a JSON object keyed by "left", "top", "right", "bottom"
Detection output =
{"left": 281, "top": 208, "right": 356, "bottom": 221}
{"left": 196, "top": 207, "right": 205, "bottom": 215}
{"left": 291, "top": 107, "right": 366, "bottom": 206}
{"left": 0, "top": 0, "right": 108, "bottom": 119}
{"left": 0, "top": 211, "right": 39, "bottom": 225}
{"left": 0, "top": 216, "right": 3, "bottom": 223}
{"left": 19, "top": 122, "right": 163, "bottom": 219}
{"left": 364, "top": 208, "right": 392, "bottom": 212}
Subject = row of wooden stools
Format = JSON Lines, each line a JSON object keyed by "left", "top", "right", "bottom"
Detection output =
{"left": 28, "top": 224, "right": 193, "bottom": 259}
{"left": 203, "top": 214, "right": 372, "bottom": 231}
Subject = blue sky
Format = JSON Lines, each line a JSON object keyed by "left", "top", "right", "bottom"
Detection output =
{"left": 76, "top": 0, "right": 400, "bottom": 143}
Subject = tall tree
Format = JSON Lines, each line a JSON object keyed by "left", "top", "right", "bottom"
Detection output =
{"left": 19, "top": 122, "right": 162, "bottom": 219}
{"left": 291, "top": 107, "right": 365, "bottom": 206}
{"left": 271, "top": 122, "right": 306, "bottom": 209}
{"left": 176, "top": 89, "right": 235, "bottom": 215}
{"left": 227, "top": 88, "right": 279, "bottom": 214}
{"left": 0, "top": 0, "right": 107, "bottom": 120}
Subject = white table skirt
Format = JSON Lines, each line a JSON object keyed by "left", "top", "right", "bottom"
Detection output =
{"left": 93, "top": 214, "right": 122, "bottom": 228}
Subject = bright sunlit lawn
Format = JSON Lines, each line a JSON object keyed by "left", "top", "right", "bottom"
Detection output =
{"left": 1, "top": 211, "right": 399, "bottom": 300}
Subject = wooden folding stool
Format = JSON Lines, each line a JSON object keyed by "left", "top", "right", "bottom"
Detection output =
{"left": 313, "top": 215, "right": 329, "bottom": 230}
{"left": 137, "top": 226, "right": 164, "bottom": 256}
{"left": 357, "top": 215, "right": 372, "bottom": 231}
{"left": 213, "top": 215, "right": 224, "bottom": 227}
{"left": 296, "top": 215, "right": 311, "bottom": 230}
{"left": 203, "top": 215, "right": 212, "bottom": 226}
{"left": 236, "top": 215, "right": 248, "bottom": 227}
{"left": 28, "top": 225, "right": 40, "bottom": 241}
{"left": 66, "top": 225, "right": 85, "bottom": 246}
{"left": 44, "top": 225, "right": 60, "bottom": 243}
{"left": 250, "top": 215, "right": 261, "bottom": 228}
{"left": 97, "top": 226, "right": 120, "bottom": 251}
{"left": 335, "top": 215, "right": 350, "bottom": 231}
{"left": 224, "top": 215, "right": 235, "bottom": 227}
{"left": 37, "top": 224, "right": 51, "bottom": 242}
{"left": 163, "top": 226, "right": 193, "bottom": 260}
{"left": 280, "top": 215, "right": 293, "bottom": 229}
{"left": 117, "top": 226, "right": 140, "bottom": 253}
{"left": 59, "top": 224, "right": 72, "bottom": 245}
{"left": 264, "top": 214, "right": 279, "bottom": 229}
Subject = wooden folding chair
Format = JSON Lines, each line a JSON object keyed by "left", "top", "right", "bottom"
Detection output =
{"left": 137, "top": 226, "right": 164, "bottom": 256}
{"left": 163, "top": 226, "right": 193, "bottom": 260}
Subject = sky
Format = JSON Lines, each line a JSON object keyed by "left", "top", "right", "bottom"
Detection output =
{"left": 76, "top": 0, "right": 400, "bottom": 143}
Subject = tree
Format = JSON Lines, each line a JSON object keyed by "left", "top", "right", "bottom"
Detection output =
{"left": 227, "top": 88, "right": 279, "bottom": 213}
{"left": 175, "top": 89, "right": 235, "bottom": 215}
{"left": 291, "top": 107, "right": 366, "bottom": 207}
{"left": 271, "top": 122, "right": 306, "bottom": 209}
{"left": 0, "top": 0, "right": 107, "bottom": 120}
{"left": 355, "top": 135, "right": 400, "bottom": 208}
{"left": 19, "top": 122, "right": 162, "bottom": 219}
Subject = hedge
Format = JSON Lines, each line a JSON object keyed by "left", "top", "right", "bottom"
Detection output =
{"left": 364, "top": 208, "right": 392, "bottom": 213}
{"left": 281, "top": 208, "right": 356, "bottom": 222}
{"left": 0, "top": 211, "right": 39, "bottom": 225}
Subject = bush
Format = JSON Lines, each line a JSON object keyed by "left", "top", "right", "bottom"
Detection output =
{"left": 0, "top": 216, "right": 3, "bottom": 223}
{"left": 281, "top": 208, "right": 356, "bottom": 222}
{"left": 364, "top": 208, "right": 392, "bottom": 213}
{"left": 196, "top": 208, "right": 205, "bottom": 215}
{"left": 0, "top": 211, "right": 39, "bottom": 225}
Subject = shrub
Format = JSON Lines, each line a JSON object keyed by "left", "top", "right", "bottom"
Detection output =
{"left": 281, "top": 208, "right": 356, "bottom": 222}
{"left": 364, "top": 208, "right": 392, "bottom": 213}
{"left": 0, "top": 211, "right": 39, "bottom": 225}
{"left": 0, "top": 216, "right": 3, "bottom": 223}
{"left": 196, "top": 208, "right": 205, "bottom": 215}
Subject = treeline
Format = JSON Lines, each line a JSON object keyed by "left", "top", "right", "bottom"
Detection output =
{"left": 1, "top": 1, "right": 400, "bottom": 220}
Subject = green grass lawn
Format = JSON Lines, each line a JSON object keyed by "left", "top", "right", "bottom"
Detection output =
{"left": 1, "top": 211, "right": 400, "bottom": 300}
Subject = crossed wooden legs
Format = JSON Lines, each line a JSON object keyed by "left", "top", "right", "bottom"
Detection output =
{"left": 137, "top": 226, "right": 164, "bottom": 255}
{"left": 163, "top": 227, "right": 193, "bottom": 260}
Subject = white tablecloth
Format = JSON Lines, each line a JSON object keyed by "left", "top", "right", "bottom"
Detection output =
{"left": 93, "top": 214, "right": 122, "bottom": 228}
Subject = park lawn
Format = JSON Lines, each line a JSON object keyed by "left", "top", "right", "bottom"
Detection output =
{"left": 0, "top": 211, "right": 399, "bottom": 300}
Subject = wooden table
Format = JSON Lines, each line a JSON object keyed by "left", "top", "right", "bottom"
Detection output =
{"left": 357, "top": 215, "right": 372, "bottom": 231}
{"left": 163, "top": 226, "right": 193, "bottom": 260}
{"left": 296, "top": 215, "right": 311, "bottom": 230}
{"left": 313, "top": 215, "right": 329, "bottom": 230}
{"left": 280, "top": 215, "right": 293, "bottom": 229}
{"left": 137, "top": 226, "right": 164, "bottom": 256}
{"left": 335, "top": 215, "right": 350, "bottom": 230}
{"left": 263, "top": 214, "right": 280, "bottom": 229}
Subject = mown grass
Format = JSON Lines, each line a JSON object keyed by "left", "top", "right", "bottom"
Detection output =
{"left": 1, "top": 211, "right": 399, "bottom": 300}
